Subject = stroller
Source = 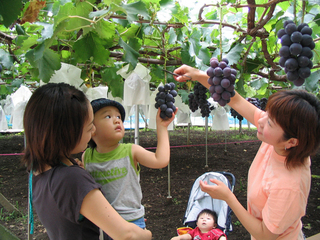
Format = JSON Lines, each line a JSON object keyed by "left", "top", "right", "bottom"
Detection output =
{"left": 180, "top": 171, "right": 236, "bottom": 237}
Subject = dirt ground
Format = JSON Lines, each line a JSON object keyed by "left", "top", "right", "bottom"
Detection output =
{"left": 0, "top": 128, "right": 319, "bottom": 240}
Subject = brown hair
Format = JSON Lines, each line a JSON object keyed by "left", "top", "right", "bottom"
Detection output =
{"left": 22, "top": 83, "right": 89, "bottom": 173}
{"left": 266, "top": 89, "right": 320, "bottom": 168}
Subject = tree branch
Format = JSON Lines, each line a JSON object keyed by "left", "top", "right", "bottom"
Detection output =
{"left": 247, "top": 0, "right": 256, "bottom": 31}
{"left": 255, "top": 70, "right": 287, "bottom": 82}
{"left": 260, "top": 31, "right": 280, "bottom": 71}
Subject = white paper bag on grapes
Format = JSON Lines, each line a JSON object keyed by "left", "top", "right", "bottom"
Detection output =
{"left": 118, "top": 63, "right": 151, "bottom": 106}
{"left": 85, "top": 85, "right": 109, "bottom": 102}
{"left": 149, "top": 83, "right": 174, "bottom": 130}
{"left": 11, "top": 100, "right": 27, "bottom": 130}
{"left": 0, "top": 106, "right": 8, "bottom": 130}
{"left": 174, "top": 95, "right": 191, "bottom": 124}
{"left": 123, "top": 73, "right": 151, "bottom": 106}
{"left": 10, "top": 85, "right": 32, "bottom": 107}
{"left": 211, "top": 106, "right": 230, "bottom": 131}
{"left": 46, "top": 63, "right": 88, "bottom": 92}
{"left": 190, "top": 108, "right": 202, "bottom": 118}
{"left": 117, "top": 63, "right": 151, "bottom": 80}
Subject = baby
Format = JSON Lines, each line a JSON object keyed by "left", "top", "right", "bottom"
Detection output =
{"left": 171, "top": 209, "right": 227, "bottom": 240}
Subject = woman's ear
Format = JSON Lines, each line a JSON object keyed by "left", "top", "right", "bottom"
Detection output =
{"left": 287, "top": 138, "right": 299, "bottom": 149}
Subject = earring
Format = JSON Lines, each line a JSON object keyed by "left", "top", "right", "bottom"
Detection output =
{"left": 285, "top": 147, "right": 287, "bottom": 150}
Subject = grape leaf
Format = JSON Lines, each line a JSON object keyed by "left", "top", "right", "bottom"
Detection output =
{"left": 250, "top": 78, "right": 268, "bottom": 90}
{"left": 0, "top": 0, "right": 23, "bottom": 28}
{"left": 189, "top": 28, "right": 202, "bottom": 56}
{"left": 26, "top": 45, "right": 61, "bottom": 83}
{"left": 103, "top": 0, "right": 122, "bottom": 5}
{"left": 315, "top": 14, "right": 320, "bottom": 26}
{"left": 0, "top": 50, "right": 14, "bottom": 69}
{"left": 54, "top": 2, "right": 92, "bottom": 31}
{"left": 305, "top": 70, "right": 320, "bottom": 92}
{"left": 122, "top": 1, "right": 150, "bottom": 22}
{"left": 119, "top": 38, "right": 139, "bottom": 69}
{"left": 181, "top": 43, "right": 195, "bottom": 66}
{"left": 37, "top": 23, "right": 54, "bottom": 40}
{"left": 224, "top": 43, "right": 245, "bottom": 65}
{"left": 102, "top": 67, "right": 124, "bottom": 98}
{"left": 95, "top": 20, "right": 116, "bottom": 40}
{"left": 168, "top": 28, "right": 177, "bottom": 45}
{"left": 73, "top": 32, "right": 110, "bottom": 65}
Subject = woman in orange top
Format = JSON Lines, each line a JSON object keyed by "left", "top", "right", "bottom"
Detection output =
{"left": 173, "top": 65, "right": 320, "bottom": 240}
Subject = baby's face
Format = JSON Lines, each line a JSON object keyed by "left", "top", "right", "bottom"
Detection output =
{"left": 197, "top": 213, "right": 215, "bottom": 233}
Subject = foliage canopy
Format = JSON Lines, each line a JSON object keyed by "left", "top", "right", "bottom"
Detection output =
{"left": 0, "top": 0, "right": 319, "bottom": 102}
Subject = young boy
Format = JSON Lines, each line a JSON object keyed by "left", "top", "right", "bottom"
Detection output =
{"left": 82, "top": 98, "right": 176, "bottom": 232}
{"left": 171, "top": 209, "right": 227, "bottom": 240}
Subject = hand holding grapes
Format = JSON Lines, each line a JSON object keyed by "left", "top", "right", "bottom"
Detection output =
{"left": 156, "top": 106, "right": 178, "bottom": 128}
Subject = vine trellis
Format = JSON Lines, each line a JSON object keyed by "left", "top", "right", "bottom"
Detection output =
{"left": 0, "top": 0, "right": 319, "bottom": 93}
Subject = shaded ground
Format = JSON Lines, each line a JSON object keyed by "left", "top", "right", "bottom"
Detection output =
{"left": 0, "top": 128, "right": 319, "bottom": 239}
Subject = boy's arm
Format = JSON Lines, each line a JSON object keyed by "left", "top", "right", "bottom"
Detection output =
{"left": 132, "top": 108, "right": 176, "bottom": 169}
{"left": 171, "top": 233, "right": 192, "bottom": 240}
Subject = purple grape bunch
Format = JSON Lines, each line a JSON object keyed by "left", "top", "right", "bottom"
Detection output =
{"left": 230, "top": 108, "right": 243, "bottom": 121}
{"left": 155, "top": 82, "right": 177, "bottom": 119}
{"left": 277, "top": 20, "right": 314, "bottom": 86}
{"left": 206, "top": 57, "right": 237, "bottom": 107}
{"left": 246, "top": 97, "right": 261, "bottom": 109}
{"left": 260, "top": 97, "right": 268, "bottom": 111}
{"left": 188, "top": 82, "right": 214, "bottom": 117}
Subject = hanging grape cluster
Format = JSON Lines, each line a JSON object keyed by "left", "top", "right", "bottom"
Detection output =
{"left": 206, "top": 57, "right": 237, "bottom": 107}
{"left": 188, "top": 82, "right": 214, "bottom": 118}
{"left": 230, "top": 97, "right": 268, "bottom": 121}
{"left": 260, "top": 97, "right": 268, "bottom": 111}
{"left": 277, "top": 20, "right": 315, "bottom": 86}
{"left": 230, "top": 108, "right": 243, "bottom": 121}
{"left": 155, "top": 82, "right": 177, "bottom": 119}
{"left": 246, "top": 97, "right": 261, "bottom": 109}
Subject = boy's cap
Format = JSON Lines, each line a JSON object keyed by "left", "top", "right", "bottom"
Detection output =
{"left": 91, "top": 98, "right": 125, "bottom": 122}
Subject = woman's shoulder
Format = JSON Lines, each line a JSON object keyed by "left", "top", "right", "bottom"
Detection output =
{"left": 51, "top": 165, "right": 96, "bottom": 184}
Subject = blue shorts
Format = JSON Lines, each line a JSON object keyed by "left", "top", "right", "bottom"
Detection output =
{"left": 129, "top": 217, "right": 146, "bottom": 229}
